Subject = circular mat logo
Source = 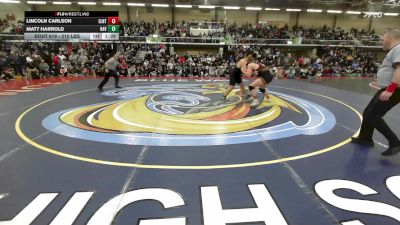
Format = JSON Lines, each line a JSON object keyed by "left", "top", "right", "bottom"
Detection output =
{"left": 16, "top": 82, "right": 362, "bottom": 169}
{"left": 42, "top": 83, "right": 336, "bottom": 146}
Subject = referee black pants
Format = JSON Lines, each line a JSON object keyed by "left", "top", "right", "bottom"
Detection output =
{"left": 359, "top": 87, "right": 400, "bottom": 147}
{"left": 98, "top": 70, "right": 119, "bottom": 89}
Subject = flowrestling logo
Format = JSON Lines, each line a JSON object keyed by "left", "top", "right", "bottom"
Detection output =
{"left": 42, "top": 83, "right": 336, "bottom": 146}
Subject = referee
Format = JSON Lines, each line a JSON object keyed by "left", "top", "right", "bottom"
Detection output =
{"left": 98, "top": 53, "right": 122, "bottom": 90}
{"left": 352, "top": 29, "right": 400, "bottom": 156}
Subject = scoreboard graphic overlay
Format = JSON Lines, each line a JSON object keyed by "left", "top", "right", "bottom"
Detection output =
{"left": 24, "top": 11, "right": 120, "bottom": 41}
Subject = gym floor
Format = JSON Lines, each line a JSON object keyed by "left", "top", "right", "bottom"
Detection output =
{"left": 0, "top": 76, "right": 399, "bottom": 225}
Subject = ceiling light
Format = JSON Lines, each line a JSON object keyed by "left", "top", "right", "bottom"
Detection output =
{"left": 347, "top": 11, "right": 361, "bottom": 15}
{"left": 175, "top": 4, "right": 192, "bottom": 8}
{"left": 78, "top": 2, "right": 96, "bottom": 5}
{"left": 223, "top": 6, "right": 240, "bottom": 10}
{"left": 327, "top": 10, "right": 342, "bottom": 14}
{"left": 307, "top": 9, "right": 322, "bottom": 13}
{"left": 103, "top": 2, "right": 120, "bottom": 5}
{"left": 152, "top": 3, "right": 168, "bottom": 7}
{"left": 27, "top": 1, "right": 46, "bottom": 4}
{"left": 198, "top": 5, "right": 215, "bottom": 9}
{"left": 265, "top": 8, "right": 280, "bottom": 11}
{"left": 0, "top": 0, "right": 20, "bottom": 3}
{"left": 286, "top": 8, "right": 301, "bottom": 12}
{"left": 246, "top": 7, "right": 262, "bottom": 10}
{"left": 53, "top": 1, "right": 71, "bottom": 4}
{"left": 384, "top": 13, "right": 399, "bottom": 16}
{"left": 127, "top": 3, "right": 145, "bottom": 6}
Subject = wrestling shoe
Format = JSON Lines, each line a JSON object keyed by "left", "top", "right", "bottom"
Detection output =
{"left": 351, "top": 137, "right": 375, "bottom": 147}
{"left": 382, "top": 146, "right": 400, "bottom": 156}
{"left": 250, "top": 99, "right": 260, "bottom": 107}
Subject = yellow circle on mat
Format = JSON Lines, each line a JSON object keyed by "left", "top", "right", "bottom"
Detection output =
{"left": 15, "top": 86, "right": 362, "bottom": 170}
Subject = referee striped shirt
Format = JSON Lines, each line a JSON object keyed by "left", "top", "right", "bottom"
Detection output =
{"left": 106, "top": 57, "right": 119, "bottom": 72}
{"left": 378, "top": 43, "right": 400, "bottom": 87}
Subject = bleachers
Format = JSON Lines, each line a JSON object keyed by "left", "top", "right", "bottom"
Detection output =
{"left": 0, "top": 20, "right": 383, "bottom": 47}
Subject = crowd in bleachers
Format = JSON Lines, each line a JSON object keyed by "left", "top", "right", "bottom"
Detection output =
{"left": 292, "top": 25, "right": 379, "bottom": 41}
{"left": 319, "top": 46, "right": 379, "bottom": 76}
{"left": 229, "top": 45, "right": 378, "bottom": 78}
{"left": 0, "top": 40, "right": 379, "bottom": 82}
{"left": 350, "top": 27, "right": 380, "bottom": 40}
{"left": 1, "top": 18, "right": 381, "bottom": 42}
{"left": 11, "top": 20, "right": 24, "bottom": 34}
{"left": 0, "top": 18, "right": 11, "bottom": 33}
{"left": 227, "top": 23, "right": 290, "bottom": 39}
{"left": 0, "top": 18, "right": 23, "bottom": 34}
{"left": 293, "top": 25, "right": 353, "bottom": 40}
{"left": 120, "top": 21, "right": 376, "bottom": 41}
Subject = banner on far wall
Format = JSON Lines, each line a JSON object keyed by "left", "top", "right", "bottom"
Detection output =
{"left": 146, "top": 35, "right": 164, "bottom": 43}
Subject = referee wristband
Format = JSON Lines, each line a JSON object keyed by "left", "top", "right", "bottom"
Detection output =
{"left": 386, "top": 82, "right": 399, "bottom": 93}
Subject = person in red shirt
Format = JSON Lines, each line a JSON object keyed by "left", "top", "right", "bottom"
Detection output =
{"left": 178, "top": 56, "right": 186, "bottom": 63}
{"left": 298, "top": 56, "right": 305, "bottom": 66}
{"left": 52, "top": 53, "right": 60, "bottom": 76}
{"left": 66, "top": 43, "right": 73, "bottom": 55}
{"left": 118, "top": 56, "right": 128, "bottom": 76}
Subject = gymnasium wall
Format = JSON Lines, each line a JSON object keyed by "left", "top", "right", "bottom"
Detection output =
{"left": 218, "top": 9, "right": 257, "bottom": 25}
{"left": 297, "top": 12, "right": 335, "bottom": 28}
{"left": 135, "top": 7, "right": 172, "bottom": 22}
{"left": 0, "top": 4, "right": 30, "bottom": 24}
{"left": 370, "top": 16, "right": 400, "bottom": 34}
{"left": 175, "top": 8, "right": 214, "bottom": 22}
{"left": 335, "top": 14, "right": 370, "bottom": 31}
{"left": 259, "top": 11, "right": 292, "bottom": 27}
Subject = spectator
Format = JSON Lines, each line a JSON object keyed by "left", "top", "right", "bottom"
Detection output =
{"left": 0, "top": 41, "right": 380, "bottom": 80}
{"left": 26, "top": 61, "right": 38, "bottom": 79}
{"left": 52, "top": 53, "right": 60, "bottom": 76}
{"left": 38, "top": 60, "right": 49, "bottom": 77}
{"left": 60, "top": 65, "right": 68, "bottom": 77}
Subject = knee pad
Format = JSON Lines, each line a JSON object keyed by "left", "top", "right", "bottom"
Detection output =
{"left": 249, "top": 86, "right": 255, "bottom": 91}
{"left": 259, "top": 88, "right": 266, "bottom": 93}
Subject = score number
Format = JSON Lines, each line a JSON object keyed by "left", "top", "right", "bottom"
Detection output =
{"left": 108, "top": 25, "right": 119, "bottom": 33}
{"left": 107, "top": 17, "right": 119, "bottom": 33}
{"left": 108, "top": 17, "right": 119, "bottom": 25}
